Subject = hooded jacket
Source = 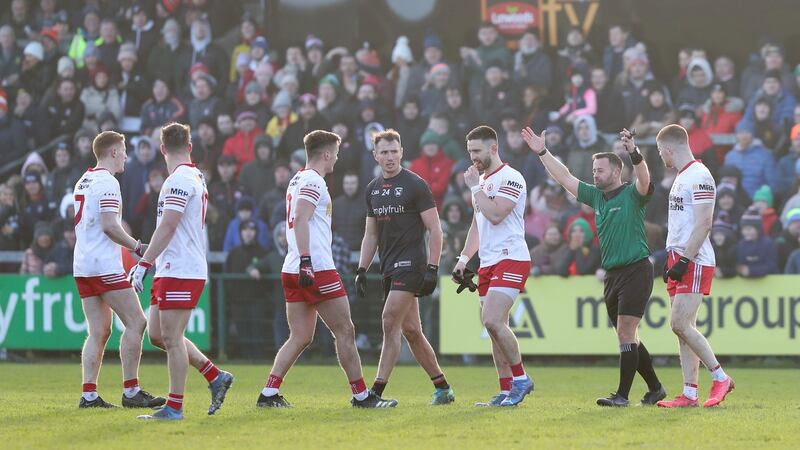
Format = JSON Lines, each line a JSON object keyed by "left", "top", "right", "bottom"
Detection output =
{"left": 566, "top": 116, "right": 607, "bottom": 183}
{"left": 711, "top": 218, "right": 738, "bottom": 278}
{"left": 554, "top": 218, "right": 600, "bottom": 276}
{"left": 222, "top": 127, "right": 262, "bottom": 173}
{"left": 677, "top": 58, "right": 713, "bottom": 108}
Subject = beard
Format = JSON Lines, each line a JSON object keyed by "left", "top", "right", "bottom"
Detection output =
{"left": 594, "top": 177, "right": 612, "bottom": 190}
{"left": 474, "top": 156, "right": 492, "bottom": 172}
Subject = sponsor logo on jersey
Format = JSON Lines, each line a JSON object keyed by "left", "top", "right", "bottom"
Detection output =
{"left": 373, "top": 205, "right": 405, "bottom": 216}
{"left": 170, "top": 188, "right": 189, "bottom": 197}
{"left": 506, "top": 180, "right": 524, "bottom": 190}
{"left": 394, "top": 187, "right": 404, "bottom": 197}
{"left": 669, "top": 195, "right": 685, "bottom": 211}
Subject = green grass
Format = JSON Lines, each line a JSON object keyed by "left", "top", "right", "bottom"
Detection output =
{"left": 1, "top": 363, "right": 799, "bottom": 449}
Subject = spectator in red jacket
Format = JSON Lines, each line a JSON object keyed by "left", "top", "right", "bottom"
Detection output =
{"left": 700, "top": 83, "right": 744, "bottom": 135}
{"left": 409, "top": 130, "right": 454, "bottom": 210}
{"left": 222, "top": 110, "right": 262, "bottom": 173}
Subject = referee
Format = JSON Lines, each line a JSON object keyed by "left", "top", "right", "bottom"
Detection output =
{"left": 521, "top": 126, "right": 666, "bottom": 407}
{"left": 355, "top": 129, "right": 455, "bottom": 405}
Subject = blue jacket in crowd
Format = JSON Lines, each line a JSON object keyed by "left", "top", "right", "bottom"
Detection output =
{"left": 723, "top": 143, "right": 778, "bottom": 199}
{"left": 736, "top": 236, "right": 779, "bottom": 276}
{"left": 784, "top": 249, "right": 800, "bottom": 274}
{"left": 223, "top": 217, "right": 272, "bottom": 252}
{"left": 774, "top": 152, "right": 799, "bottom": 200}
{"left": 740, "top": 88, "right": 797, "bottom": 131}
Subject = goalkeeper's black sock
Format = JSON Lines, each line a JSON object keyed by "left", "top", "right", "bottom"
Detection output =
{"left": 372, "top": 379, "right": 387, "bottom": 397}
{"left": 636, "top": 341, "right": 662, "bottom": 391}
{"left": 617, "top": 343, "right": 639, "bottom": 400}
{"left": 431, "top": 373, "right": 449, "bottom": 390}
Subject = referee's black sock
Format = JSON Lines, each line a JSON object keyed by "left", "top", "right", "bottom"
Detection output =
{"left": 372, "top": 379, "right": 387, "bottom": 397}
{"left": 636, "top": 342, "right": 662, "bottom": 392}
{"left": 617, "top": 343, "right": 639, "bottom": 400}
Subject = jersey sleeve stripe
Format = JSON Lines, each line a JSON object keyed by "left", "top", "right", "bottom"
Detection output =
{"left": 497, "top": 187, "right": 520, "bottom": 198}
{"left": 299, "top": 189, "right": 321, "bottom": 200}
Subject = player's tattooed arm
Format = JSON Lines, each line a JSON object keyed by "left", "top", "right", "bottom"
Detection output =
{"left": 100, "top": 211, "right": 138, "bottom": 250}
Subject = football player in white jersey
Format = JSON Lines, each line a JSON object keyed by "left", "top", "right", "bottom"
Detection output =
{"left": 128, "top": 123, "right": 233, "bottom": 420}
{"left": 73, "top": 131, "right": 165, "bottom": 409}
{"left": 654, "top": 125, "right": 734, "bottom": 408}
{"left": 452, "top": 126, "right": 534, "bottom": 407}
{"left": 257, "top": 130, "right": 396, "bottom": 409}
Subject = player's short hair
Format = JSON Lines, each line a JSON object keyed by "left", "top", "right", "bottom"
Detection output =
{"left": 373, "top": 129, "right": 401, "bottom": 148}
{"left": 466, "top": 125, "right": 498, "bottom": 143}
{"left": 160, "top": 122, "right": 192, "bottom": 154}
{"left": 92, "top": 131, "right": 125, "bottom": 159}
{"left": 303, "top": 129, "right": 341, "bottom": 159}
{"left": 656, "top": 124, "right": 689, "bottom": 149}
{"left": 592, "top": 152, "right": 623, "bottom": 171}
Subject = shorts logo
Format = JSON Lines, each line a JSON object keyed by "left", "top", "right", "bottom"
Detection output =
{"left": 394, "top": 187, "right": 403, "bottom": 197}
{"left": 393, "top": 281, "right": 405, "bottom": 287}
{"left": 502, "top": 249, "right": 508, "bottom": 255}
{"left": 165, "top": 262, "right": 171, "bottom": 270}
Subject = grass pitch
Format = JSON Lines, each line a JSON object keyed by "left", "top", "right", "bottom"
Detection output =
{"left": 1, "top": 363, "right": 798, "bottom": 449}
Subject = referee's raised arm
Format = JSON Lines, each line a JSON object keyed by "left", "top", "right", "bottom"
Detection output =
{"left": 619, "top": 128, "right": 651, "bottom": 196}
{"left": 521, "top": 127, "right": 579, "bottom": 198}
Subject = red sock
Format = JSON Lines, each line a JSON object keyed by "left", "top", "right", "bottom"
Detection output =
{"left": 82, "top": 383, "right": 97, "bottom": 393}
{"left": 199, "top": 360, "right": 219, "bottom": 383}
{"left": 266, "top": 373, "right": 283, "bottom": 389}
{"left": 349, "top": 378, "right": 367, "bottom": 395}
{"left": 166, "top": 393, "right": 184, "bottom": 411}
{"left": 510, "top": 361, "right": 525, "bottom": 378}
{"left": 499, "top": 377, "right": 512, "bottom": 392}
{"left": 123, "top": 378, "right": 139, "bottom": 389}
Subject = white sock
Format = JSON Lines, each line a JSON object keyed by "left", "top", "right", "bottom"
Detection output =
{"left": 711, "top": 366, "right": 727, "bottom": 382}
{"left": 261, "top": 387, "right": 279, "bottom": 397}
{"left": 512, "top": 374, "right": 527, "bottom": 382}
{"left": 123, "top": 386, "right": 141, "bottom": 398}
{"left": 353, "top": 389, "right": 369, "bottom": 401}
{"left": 500, "top": 390, "right": 510, "bottom": 395}
{"left": 683, "top": 384, "right": 698, "bottom": 400}
{"left": 82, "top": 391, "right": 98, "bottom": 401}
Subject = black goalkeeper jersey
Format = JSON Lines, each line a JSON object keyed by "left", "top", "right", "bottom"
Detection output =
{"left": 366, "top": 168, "right": 436, "bottom": 277}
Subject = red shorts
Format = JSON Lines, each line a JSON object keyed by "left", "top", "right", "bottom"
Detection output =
{"left": 150, "top": 277, "right": 206, "bottom": 310}
{"left": 477, "top": 260, "right": 531, "bottom": 297}
{"left": 281, "top": 270, "right": 346, "bottom": 304}
{"left": 666, "top": 251, "right": 714, "bottom": 297}
{"left": 75, "top": 273, "right": 132, "bottom": 298}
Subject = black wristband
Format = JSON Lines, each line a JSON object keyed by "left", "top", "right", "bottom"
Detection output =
{"left": 629, "top": 148, "right": 643, "bottom": 165}
{"left": 538, "top": 147, "right": 548, "bottom": 157}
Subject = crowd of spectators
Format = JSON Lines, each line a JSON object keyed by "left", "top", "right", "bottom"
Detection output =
{"left": 2, "top": 1, "right": 800, "bottom": 281}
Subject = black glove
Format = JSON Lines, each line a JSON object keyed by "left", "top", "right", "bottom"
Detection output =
{"left": 452, "top": 267, "right": 477, "bottom": 294}
{"left": 417, "top": 264, "right": 439, "bottom": 297}
{"left": 299, "top": 255, "right": 315, "bottom": 288}
{"left": 666, "top": 256, "right": 690, "bottom": 282}
{"left": 662, "top": 260, "right": 669, "bottom": 283}
{"left": 355, "top": 267, "right": 367, "bottom": 298}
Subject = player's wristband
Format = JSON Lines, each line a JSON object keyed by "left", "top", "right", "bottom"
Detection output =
{"left": 538, "top": 147, "right": 548, "bottom": 157}
{"left": 138, "top": 259, "right": 153, "bottom": 269}
{"left": 457, "top": 254, "right": 470, "bottom": 265}
{"left": 629, "top": 148, "right": 643, "bottom": 165}
{"left": 470, "top": 185, "right": 482, "bottom": 195}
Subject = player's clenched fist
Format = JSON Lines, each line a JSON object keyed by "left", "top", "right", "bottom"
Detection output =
{"left": 355, "top": 267, "right": 367, "bottom": 298}
{"left": 128, "top": 259, "right": 152, "bottom": 293}
{"left": 299, "top": 255, "right": 315, "bottom": 288}
{"left": 417, "top": 264, "right": 439, "bottom": 297}
{"left": 464, "top": 166, "right": 480, "bottom": 188}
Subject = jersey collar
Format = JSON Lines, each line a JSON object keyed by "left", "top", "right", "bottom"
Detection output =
{"left": 171, "top": 162, "right": 196, "bottom": 174}
{"left": 87, "top": 167, "right": 110, "bottom": 173}
{"left": 678, "top": 160, "right": 699, "bottom": 175}
{"left": 483, "top": 163, "right": 507, "bottom": 179}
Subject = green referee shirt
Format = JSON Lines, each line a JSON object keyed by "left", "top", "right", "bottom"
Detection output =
{"left": 576, "top": 181, "right": 652, "bottom": 270}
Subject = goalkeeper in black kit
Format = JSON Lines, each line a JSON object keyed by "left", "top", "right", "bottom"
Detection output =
{"left": 355, "top": 129, "right": 455, "bottom": 405}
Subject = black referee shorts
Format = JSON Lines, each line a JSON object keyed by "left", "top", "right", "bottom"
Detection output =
{"left": 382, "top": 270, "right": 424, "bottom": 300}
{"left": 603, "top": 257, "right": 654, "bottom": 321}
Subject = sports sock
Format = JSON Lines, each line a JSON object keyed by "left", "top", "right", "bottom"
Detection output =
{"left": 499, "top": 377, "right": 512, "bottom": 395}
{"left": 710, "top": 364, "right": 727, "bottom": 382}
{"left": 166, "top": 393, "right": 183, "bottom": 411}
{"left": 350, "top": 378, "right": 368, "bottom": 401}
{"left": 636, "top": 342, "right": 662, "bottom": 391}
{"left": 510, "top": 361, "right": 527, "bottom": 381}
{"left": 261, "top": 374, "right": 282, "bottom": 397}
{"left": 683, "top": 383, "right": 698, "bottom": 400}
{"left": 123, "top": 378, "right": 141, "bottom": 398}
{"left": 82, "top": 383, "right": 98, "bottom": 401}
{"left": 199, "top": 360, "right": 220, "bottom": 383}
{"left": 617, "top": 343, "right": 639, "bottom": 400}
{"left": 431, "top": 373, "right": 449, "bottom": 390}
{"left": 371, "top": 379, "right": 387, "bottom": 397}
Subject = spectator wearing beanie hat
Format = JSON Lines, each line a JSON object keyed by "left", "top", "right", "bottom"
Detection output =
{"left": 407, "top": 30, "right": 456, "bottom": 100}
{"left": 127, "top": 4, "right": 158, "bottom": 64}
{"left": 223, "top": 197, "right": 271, "bottom": 252}
{"left": 410, "top": 130, "right": 455, "bottom": 209}
{"left": 175, "top": 17, "right": 229, "bottom": 95}
{"left": 780, "top": 160, "right": 800, "bottom": 226}
{"left": 117, "top": 42, "right": 149, "bottom": 116}
{"left": 750, "top": 185, "right": 780, "bottom": 237}
{"left": 20, "top": 221, "right": 57, "bottom": 275}
{"left": 222, "top": 110, "right": 262, "bottom": 173}
{"left": 276, "top": 92, "right": 330, "bottom": 161}
{"left": 239, "top": 135, "right": 276, "bottom": 198}
{"left": 236, "top": 80, "right": 270, "bottom": 128}
{"left": 19, "top": 173, "right": 56, "bottom": 245}
{"left": 146, "top": 18, "right": 184, "bottom": 89}
{"left": 779, "top": 209, "right": 800, "bottom": 273}
{"left": 80, "top": 62, "right": 122, "bottom": 127}
{"left": 20, "top": 40, "right": 52, "bottom": 95}
{"left": 735, "top": 207, "right": 778, "bottom": 277}
{"left": 724, "top": 120, "right": 778, "bottom": 199}
{"left": 714, "top": 182, "right": 745, "bottom": 226}
{"left": 228, "top": 12, "right": 260, "bottom": 83}
{"left": 710, "top": 212, "right": 738, "bottom": 278}
{"left": 266, "top": 89, "right": 297, "bottom": 147}
{"left": 388, "top": 36, "right": 413, "bottom": 109}
{"left": 0, "top": 89, "right": 27, "bottom": 160}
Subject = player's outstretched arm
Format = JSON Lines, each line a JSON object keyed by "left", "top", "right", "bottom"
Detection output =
{"left": 682, "top": 202, "right": 714, "bottom": 261}
{"left": 521, "top": 127, "right": 579, "bottom": 198}
{"left": 620, "top": 128, "right": 650, "bottom": 196}
{"left": 420, "top": 207, "right": 443, "bottom": 266}
{"left": 357, "top": 217, "right": 379, "bottom": 270}
{"left": 292, "top": 199, "right": 315, "bottom": 256}
{"left": 140, "top": 209, "right": 182, "bottom": 264}
{"left": 100, "top": 212, "right": 139, "bottom": 252}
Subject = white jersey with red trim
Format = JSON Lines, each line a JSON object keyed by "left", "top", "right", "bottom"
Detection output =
{"left": 666, "top": 160, "right": 716, "bottom": 266}
{"left": 282, "top": 169, "right": 336, "bottom": 274}
{"left": 73, "top": 168, "right": 125, "bottom": 277}
{"left": 474, "top": 163, "right": 531, "bottom": 267}
{"left": 154, "top": 163, "right": 208, "bottom": 280}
